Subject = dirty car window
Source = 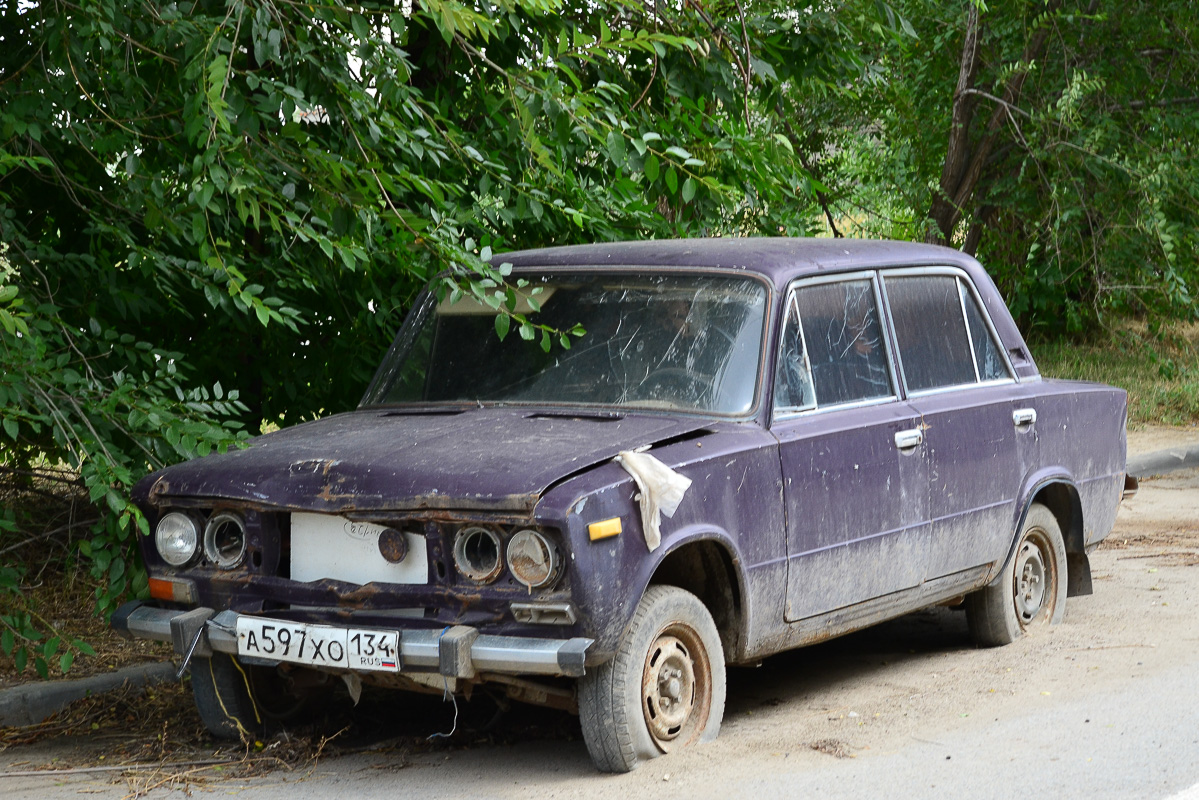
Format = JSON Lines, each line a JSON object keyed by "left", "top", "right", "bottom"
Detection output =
{"left": 775, "top": 279, "right": 892, "bottom": 410}
{"left": 886, "top": 275, "right": 1010, "bottom": 391}
{"left": 363, "top": 274, "right": 767, "bottom": 415}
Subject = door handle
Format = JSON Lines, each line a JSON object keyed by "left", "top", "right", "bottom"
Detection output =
{"left": 1013, "top": 408, "right": 1037, "bottom": 429}
{"left": 894, "top": 429, "right": 923, "bottom": 450}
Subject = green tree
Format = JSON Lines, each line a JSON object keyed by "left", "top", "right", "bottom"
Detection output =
{"left": 823, "top": 0, "right": 1199, "bottom": 331}
{"left": 0, "top": 0, "right": 908, "bottom": 673}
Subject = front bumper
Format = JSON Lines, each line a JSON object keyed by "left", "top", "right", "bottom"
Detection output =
{"left": 112, "top": 601, "right": 593, "bottom": 678}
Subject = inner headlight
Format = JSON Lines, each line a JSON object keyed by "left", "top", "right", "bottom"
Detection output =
{"left": 506, "top": 529, "right": 561, "bottom": 589}
{"left": 155, "top": 512, "right": 199, "bottom": 567}
{"left": 453, "top": 526, "right": 503, "bottom": 583}
{"left": 203, "top": 512, "right": 247, "bottom": 569}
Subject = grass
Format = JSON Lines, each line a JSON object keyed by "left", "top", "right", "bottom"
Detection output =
{"left": 1031, "top": 320, "right": 1199, "bottom": 428}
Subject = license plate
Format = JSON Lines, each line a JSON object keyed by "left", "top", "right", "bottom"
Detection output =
{"left": 235, "top": 617, "right": 400, "bottom": 672}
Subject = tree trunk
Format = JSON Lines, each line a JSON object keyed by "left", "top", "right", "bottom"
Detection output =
{"left": 926, "top": 1, "right": 1062, "bottom": 246}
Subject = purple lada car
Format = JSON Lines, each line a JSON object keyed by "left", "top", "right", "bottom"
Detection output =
{"left": 113, "top": 238, "right": 1132, "bottom": 772}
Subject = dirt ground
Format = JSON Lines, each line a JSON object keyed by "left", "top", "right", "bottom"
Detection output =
{"left": 1, "top": 428, "right": 1197, "bottom": 798}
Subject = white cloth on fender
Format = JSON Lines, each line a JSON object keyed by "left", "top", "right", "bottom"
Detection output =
{"left": 615, "top": 449, "right": 693, "bottom": 552}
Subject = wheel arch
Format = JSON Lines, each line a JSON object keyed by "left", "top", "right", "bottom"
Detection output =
{"left": 1009, "top": 475, "right": 1091, "bottom": 597}
{"left": 647, "top": 534, "right": 746, "bottom": 661}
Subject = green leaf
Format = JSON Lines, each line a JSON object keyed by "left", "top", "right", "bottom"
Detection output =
{"left": 495, "top": 313, "right": 510, "bottom": 340}
{"left": 190, "top": 212, "right": 206, "bottom": 244}
{"left": 60, "top": 651, "right": 75, "bottom": 673}
{"left": 682, "top": 177, "right": 697, "bottom": 202}
{"left": 2, "top": 417, "right": 17, "bottom": 440}
{"left": 644, "top": 154, "right": 660, "bottom": 183}
{"left": 665, "top": 167, "right": 678, "bottom": 194}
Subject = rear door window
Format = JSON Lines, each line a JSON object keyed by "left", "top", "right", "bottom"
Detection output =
{"left": 884, "top": 274, "right": 1011, "bottom": 393}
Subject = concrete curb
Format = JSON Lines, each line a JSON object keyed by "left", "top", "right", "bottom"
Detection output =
{"left": 0, "top": 661, "right": 177, "bottom": 727}
{"left": 1127, "top": 444, "right": 1199, "bottom": 478}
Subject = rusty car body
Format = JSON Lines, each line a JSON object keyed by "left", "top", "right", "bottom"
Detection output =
{"left": 112, "top": 238, "right": 1131, "bottom": 772}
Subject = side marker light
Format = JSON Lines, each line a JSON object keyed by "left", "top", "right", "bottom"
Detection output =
{"left": 588, "top": 517, "right": 622, "bottom": 541}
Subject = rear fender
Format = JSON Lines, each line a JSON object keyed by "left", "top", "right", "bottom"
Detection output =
{"left": 995, "top": 472, "right": 1090, "bottom": 597}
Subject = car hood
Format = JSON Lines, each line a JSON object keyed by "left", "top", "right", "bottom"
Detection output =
{"left": 143, "top": 407, "right": 708, "bottom": 514}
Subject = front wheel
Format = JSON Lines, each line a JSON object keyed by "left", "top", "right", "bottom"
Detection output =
{"left": 190, "top": 653, "right": 313, "bottom": 740}
{"left": 966, "top": 503, "right": 1067, "bottom": 646}
{"left": 578, "top": 585, "right": 726, "bottom": 773}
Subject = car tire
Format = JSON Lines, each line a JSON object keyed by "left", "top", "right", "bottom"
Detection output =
{"left": 966, "top": 503, "right": 1067, "bottom": 647}
{"left": 190, "top": 653, "right": 308, "bottom": 740}
{"left": 578, "top": 585, "right": 726, "bottom": 773}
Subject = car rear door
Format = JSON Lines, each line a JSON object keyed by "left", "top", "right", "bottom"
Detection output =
{"left": 880, "top": 270, "right": 1024, "bottom": 582}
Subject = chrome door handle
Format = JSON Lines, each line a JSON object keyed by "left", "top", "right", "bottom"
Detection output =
{"left": 1013, "top": 408, "right": 1037, "bottom": 428}
{"left": 894, "top": 429, "right": 923, "bottom": 450}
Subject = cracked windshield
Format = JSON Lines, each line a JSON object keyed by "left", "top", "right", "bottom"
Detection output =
{"left": 366, "top": 274, "right": 767, "bottom": 414}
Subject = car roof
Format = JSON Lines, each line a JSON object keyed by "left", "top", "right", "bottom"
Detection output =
{"left": 498, "top": 237, "right": 981, "bottom": 290}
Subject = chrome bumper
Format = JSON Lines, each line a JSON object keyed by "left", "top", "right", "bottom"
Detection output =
{"left": 111, "top": 602, "right": 592, "bottom": 679}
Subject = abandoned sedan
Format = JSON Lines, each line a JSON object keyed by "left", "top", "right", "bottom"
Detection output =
{"left": 113, "top": 238, "right": 1131, "bottom": 772}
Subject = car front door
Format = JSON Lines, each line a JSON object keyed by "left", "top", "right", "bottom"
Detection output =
{"left": 772, "top": 275, "right": 930, "bottom": 622}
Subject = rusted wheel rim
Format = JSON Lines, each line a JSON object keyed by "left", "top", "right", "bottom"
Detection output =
{"left": 641, "top": 626, "right": 711, "bottom": 752}
{"left": 1013, "top": 528, "right": 1055, "bottom": 626}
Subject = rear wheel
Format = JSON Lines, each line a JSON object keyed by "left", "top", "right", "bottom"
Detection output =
{"left": 190, "top": 653, "right": 311, "bottom": 740}
{"left": 966, "top": 503, "right": 1067, "bottom": 646}
{"left": 578, "top": 585, "right": 726, "bottom": 773}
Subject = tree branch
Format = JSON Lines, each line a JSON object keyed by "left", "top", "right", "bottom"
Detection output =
{"left": 959, "top": 87, "right": 1033, "bottom": 118}
{"left": 1122, "top": 95, "right": 1199, "bottom": 110}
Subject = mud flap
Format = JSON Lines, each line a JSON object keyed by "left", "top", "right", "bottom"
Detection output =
{"left": 1066, "top": 551, "right": 1093, "bottom": 597}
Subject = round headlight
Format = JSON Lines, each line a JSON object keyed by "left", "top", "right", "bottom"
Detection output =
{"left": 155, "top": 512, "right": 199, "bottom": 567}
{"left": 506, "top": 529, "right": 561, "bottom": 589}
{"left": 377, "top": 527, "right": 409, "bottom": 564}
{"left": 203, "top": 512, "right": 247, "bottom": 569}
{"left": 453, "top": 526, "right": 503, "bottom": 583}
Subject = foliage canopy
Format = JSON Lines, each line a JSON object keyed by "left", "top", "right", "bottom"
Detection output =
{"left": 1, "top": 0, "right": 1197, "bottom": 675}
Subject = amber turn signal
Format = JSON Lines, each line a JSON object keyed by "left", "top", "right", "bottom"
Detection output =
{"left": 588, "top": 517, "right": 622, "bottom": 541}
{"left": 148, "top": 576, "right": 198, "bottom": 604}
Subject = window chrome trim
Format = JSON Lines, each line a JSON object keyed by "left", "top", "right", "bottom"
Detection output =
{"left": 773, "top": 392, "right": 900, "bottom": 423}
{"left": 904, "top": 377, "right": 1015, "bottom": 400}
{"left": 956, "top": 277, "right": 982, "bottom": 383}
